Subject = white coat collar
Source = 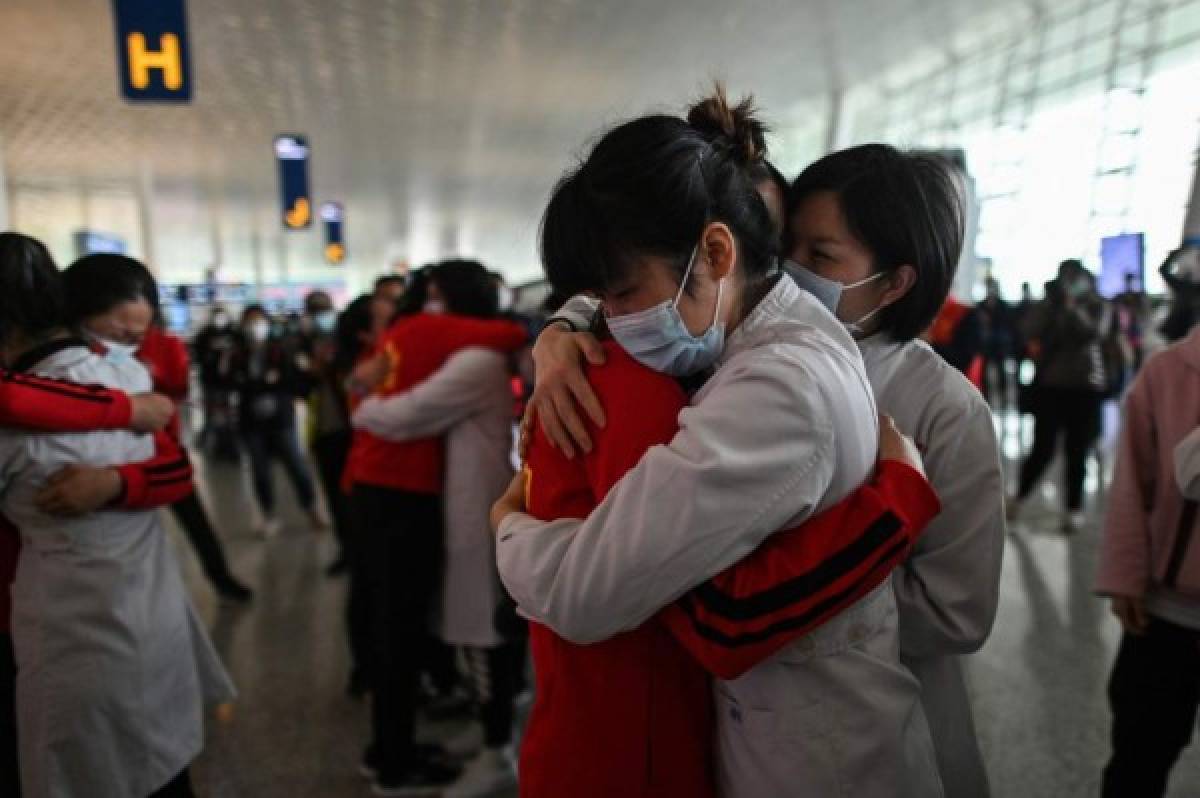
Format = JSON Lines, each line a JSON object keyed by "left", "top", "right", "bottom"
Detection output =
{"left": 718, "top": 275, "right": 798, "bottom": 366}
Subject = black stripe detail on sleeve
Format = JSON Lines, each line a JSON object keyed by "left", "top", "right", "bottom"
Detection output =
{"left": 691, "top": 512, "right": 902, "bottom": 621}
{"left": 1, "top": 371, "right": 116, "bottom": 405}
{"left": 679, "top": 538, "right": 909, "bottom": 649}
{"left": 143, "top": 456, "right": 191, "bottom": 475}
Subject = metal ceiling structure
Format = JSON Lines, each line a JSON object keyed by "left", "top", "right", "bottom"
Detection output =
{"left": 0, "top": 0, "right": 1026, "bottom": 285}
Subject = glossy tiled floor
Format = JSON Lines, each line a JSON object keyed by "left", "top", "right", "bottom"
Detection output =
{"left": 171, "top": 409, "right": 1200, "bottom": 797}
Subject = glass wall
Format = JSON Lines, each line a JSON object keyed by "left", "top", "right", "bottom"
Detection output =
{"left": 839, "top": 0, "right": 1200, "bottom": 297}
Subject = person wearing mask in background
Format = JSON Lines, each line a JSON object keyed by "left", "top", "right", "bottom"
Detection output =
{"left": 192, "top": 305, "right": 241, "bottom": 460}
{"left": 354, "top": 260, "right": 526, "bottom": 797}
{"left": 0, "top": 233, "right": 234, "bottom": 798}
{"left": 301, "top": 290, "right": 356, "bottom": 576}
{"left": 371, "top": 275, "right": 407, "bottom": 339}
{"left": 61, "top": 254, "right": 253, "bottom": 604}
{"left": 493, "top": 89, "right": 941, "bottom": 798}
{"left": 783, "top": 144, "right": 1005, "bottom": 797}
{"left": 1010, "top": 259, "right": 1113, "bottom": 531}
{"left": 977, "top": 276, "right": 1017, "bottom": 408}
{"left": 225, "top": 305, "right": 324, "bottom": 537}
{"left": 1096, "top": 246, "right": 1200, "bottom": 798}
{"left": 346, "top": 266, "right": 528, "bottom": 795}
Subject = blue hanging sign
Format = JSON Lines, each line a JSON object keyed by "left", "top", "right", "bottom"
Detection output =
{"left": 275, "top": 135, "right": 312, "bottom": 230}
{"left": 111, "top": 0, "right": 193, "bottom": 102}
{"left": 321, "top": 202, "right": 346, "bottom": 264}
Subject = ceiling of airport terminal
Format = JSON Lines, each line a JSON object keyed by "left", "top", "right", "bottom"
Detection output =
{"left": 0, "top": 0, "right": 1030, "bottom": 283}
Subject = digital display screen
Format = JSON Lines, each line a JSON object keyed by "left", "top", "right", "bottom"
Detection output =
{"left": 1099, "top": 233, "right": 1144, "bottom": 298}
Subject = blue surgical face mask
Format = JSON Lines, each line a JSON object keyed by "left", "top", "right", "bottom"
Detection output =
{"left": 606, "top": 245, "right": 726, "bottom": 376}
{"left": 784, "top": 260, "right": 887, "bottom": 338}
{"left": 87, "top": 331, "right": 139, "bottom": 364}
{"left": 314, "top": 310, "right": 337, "bottom": 334}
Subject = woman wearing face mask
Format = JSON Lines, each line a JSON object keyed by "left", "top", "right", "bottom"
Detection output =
{"left": 0, "top": 234, "right": 234, "bottom": 798}
{"left": 492, "top": 90, "right": 941, "bottom": 797}
{"left": 225, "top": 305, "right": 322, "bottom": 536}
{"left": 783, "top": 145, "right": 1005, "bottom": 798}
{"left": 60, "top": 254, "right": 254, "bottom": 604}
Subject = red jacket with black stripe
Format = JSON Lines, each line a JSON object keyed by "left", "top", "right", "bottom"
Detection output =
{"left": 519, "top": 343, "right": 940, "bottom": 797}
{"left": 346, "top": 313, "right": 526, "bottom": 494}
{"left": 0, "top": 370, "right": 193, "bottom": 633}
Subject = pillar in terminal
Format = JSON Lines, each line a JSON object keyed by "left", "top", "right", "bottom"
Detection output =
{"left": 1184, "top": 143, "right": 1200, "bottom": 245}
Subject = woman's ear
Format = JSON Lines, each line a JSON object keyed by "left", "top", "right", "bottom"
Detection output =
{"left": 701, "top": 222, "right": 736, "bottom": 281}
{"left": 880, "top": 264, "right": 918, "bottom": 309}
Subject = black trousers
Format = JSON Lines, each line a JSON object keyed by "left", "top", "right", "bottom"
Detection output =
{"left": 242, "top": 425, "right": 316, "bottom": 515}
{"left": 2, "top": 632, "right": 18, "bottom": 798}
{"left": 169, "top": 492, "right": 236, "bottom": 588}
{"left": 1017, "top": 386, "right": 1103, "bottom": 511}
{"left": 312, "top": 430, "right": 352, "bottom": 555}
{"left": 1102, "top": 617, "right": 1200, "bottom": 797}
{"left": 345, "top": 487, "right": 374, "bottom": 688}
{"left": 353, "top": 484, "right": 443, "bottom": 776}
{"left": 468, "top": 643, "right": 520, "bottom": 748}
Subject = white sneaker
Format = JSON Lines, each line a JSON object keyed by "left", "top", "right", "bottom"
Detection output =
{"left": 257, "top": 516, "right": 282, "bottom": 538}
{"left": 443, "top": 746, "right": 517, "bottom": 798}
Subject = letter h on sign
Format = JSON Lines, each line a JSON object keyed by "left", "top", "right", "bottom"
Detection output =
{"left": 112, "top": 0, "right": 192, "bottom": 102}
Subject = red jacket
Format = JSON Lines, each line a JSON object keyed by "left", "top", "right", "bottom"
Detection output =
{"left": 136, "top": 326, "right": 190, "bottom": 440}
{"left": 0, "top": 372, "right": 193, "bottom": 633}
{"left": 347, "top": 313, "right": 526, "bottom": 494}
{"left": 520, "top": 344, "right": 941, "bottom": 797}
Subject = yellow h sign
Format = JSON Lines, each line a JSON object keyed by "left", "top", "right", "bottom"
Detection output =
{"left": 126, "top": 32, "right": 183, "bottom": 91}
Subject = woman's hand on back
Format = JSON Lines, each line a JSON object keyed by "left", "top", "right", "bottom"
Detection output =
{"left": 491, "top": 467, "right": 530, "bottom": 533}
{"left": 129, "top": 393, "right": 174, "bottom": 433}
{"left": 878, "top": 414, "right": 925, "bottom": 477}
{"left": 523, "top": 324, "right": 607, "bottom": 459}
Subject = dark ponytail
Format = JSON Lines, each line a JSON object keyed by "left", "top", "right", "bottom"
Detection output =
{"left": 540, "top": 84, "right": 779, "bottom": 299}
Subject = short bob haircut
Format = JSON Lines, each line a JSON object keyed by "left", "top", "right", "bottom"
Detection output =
{"left": 787, "top": 144, "right": 965, "bottom": 342}
{"left": 63, "top": 253, "right": 159, "bottom": 326}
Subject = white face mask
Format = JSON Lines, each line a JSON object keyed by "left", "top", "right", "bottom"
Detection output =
{"left": 247, "top": 319, "right": 271, "bottom": 343}
{"left": 85, "top": 331, "right": 139, "bottom": 363}
{"left": 605, "top": 244, "right": 726, "bottom": 376}
{"left": 423, "top": 300, "right": 447, "bottom": 315}
{"left": 785, "top": 260, "right": 888, "bottom": 338}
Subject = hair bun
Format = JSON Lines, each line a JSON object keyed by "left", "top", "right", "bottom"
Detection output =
{"left": 686, "top": 82, "right": 768, "bottom": 166}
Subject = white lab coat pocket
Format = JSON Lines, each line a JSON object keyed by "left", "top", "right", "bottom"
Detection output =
{"left": 714, "top": 683, "right": 847, "bottom": 798}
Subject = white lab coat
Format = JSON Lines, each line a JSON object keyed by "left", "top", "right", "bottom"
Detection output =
{"left": 860, "top": 335, "right": 1006, "bottom": 798}
{"left": 1175, "top": 427, "right": 1200, "bottom": 500}
{"left": 0, "top": 343, "right": 235, "bottom": 798}
{"left": 354, "top": 348, "right": 513, "bottom": 647}
{"left": 498, "top": 277, "right": 941, "bottom": 797}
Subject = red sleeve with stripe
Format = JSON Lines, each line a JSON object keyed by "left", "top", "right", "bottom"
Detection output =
{"left": 115, "top": 429, "right": 195, "bottom": 508}
{"left": 658, "top": 460, "right": 941, "bottom": 680}
{"left": 0, "top": 369, "right": 132, "bottom": 430}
